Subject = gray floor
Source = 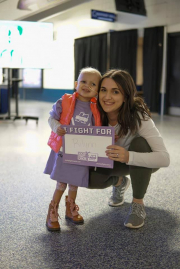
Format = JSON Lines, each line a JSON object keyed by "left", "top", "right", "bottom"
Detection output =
{"left": 0, "top": 100, "right": 180, "bottom": 269}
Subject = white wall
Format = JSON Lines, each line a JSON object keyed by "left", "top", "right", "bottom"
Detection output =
{"left": 41, "top": 0, "right": 180, "bottom": 90}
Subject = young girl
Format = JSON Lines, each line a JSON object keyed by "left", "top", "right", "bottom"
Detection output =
{"left": 44, "top": 67, "right": 102, "bottom": 231}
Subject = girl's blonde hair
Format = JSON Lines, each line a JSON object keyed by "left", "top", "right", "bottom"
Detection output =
{"left": 78, "top": 67, "right": 102, "bottom": 81}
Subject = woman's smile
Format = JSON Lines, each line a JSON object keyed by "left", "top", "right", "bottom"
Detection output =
{"left": 104, "top": 101, "right": 115, "bottom": 105}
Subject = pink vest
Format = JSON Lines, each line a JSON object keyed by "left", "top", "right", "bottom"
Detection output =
{"left": 47, "top": 92, "right": 101, "bottom": 153}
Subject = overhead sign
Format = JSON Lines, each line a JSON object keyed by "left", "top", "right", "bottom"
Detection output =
{"left": 91, "top": 10, "right": 116, "bottom": 22}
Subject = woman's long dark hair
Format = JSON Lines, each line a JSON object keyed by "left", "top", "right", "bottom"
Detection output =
{"left": 97, "top": 69, "right": 151, "bottom": 137}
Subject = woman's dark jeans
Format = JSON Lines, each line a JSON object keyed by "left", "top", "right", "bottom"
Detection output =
{"left": 88, "top": 137, "right": 158, "bottom": 199}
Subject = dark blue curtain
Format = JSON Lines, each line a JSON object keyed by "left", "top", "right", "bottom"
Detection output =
{"left": 74, "top": 33, "right": 107, "bottom": 80}
{"left": 110, "top": 29, "right": 137, "bottom": 82}
{"left": 166, "top": 32, "right": 180, "bottom": 113}
{"left": 143, "top": 26, "right": 164, "bottom": 113}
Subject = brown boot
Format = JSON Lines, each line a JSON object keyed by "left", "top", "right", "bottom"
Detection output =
{"left": 65, "top": 196, "right": 84, "bottom": 224}
{"left": 46, "top": 200, "right": 60, "bottom": 231}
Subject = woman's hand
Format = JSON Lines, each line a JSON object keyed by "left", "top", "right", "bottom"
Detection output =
{"left": 105, "top": 145, "right": 129, "bottom": 163}
{"left": 115, "top": 134, "right": 119, "bottom": 143}
{"left": 57, "top": 127, "right": 66, "bottom": 136}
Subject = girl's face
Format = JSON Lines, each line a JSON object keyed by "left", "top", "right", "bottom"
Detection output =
{"left": 75, "top": 72, "right": 100, "bottom": 102}
{"left": 99, "top": 78, "right": 125, "bottom": 115}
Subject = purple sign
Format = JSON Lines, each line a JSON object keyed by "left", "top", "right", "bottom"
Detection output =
{"left": 62, "top": 125, "right": 115, "bottom": 168}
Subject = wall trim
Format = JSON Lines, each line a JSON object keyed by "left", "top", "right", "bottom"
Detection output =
{"left": 19, "top": 88, "right": 74, "bottom": 103}
{"left": 168, "top": 107, "right": 180, "bottom": 116}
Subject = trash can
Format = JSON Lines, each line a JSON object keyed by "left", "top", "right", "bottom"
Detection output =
{"left": 0, "top": 86, "right": 8, "bottom": 114}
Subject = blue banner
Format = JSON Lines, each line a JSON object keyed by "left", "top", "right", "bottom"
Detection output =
{"left": 91, "top": 10, "right": 116, "bottom": 22}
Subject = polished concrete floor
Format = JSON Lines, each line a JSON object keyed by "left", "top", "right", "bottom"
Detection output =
{"left": 0, "top": 100, "right": 180, "bottom": 269}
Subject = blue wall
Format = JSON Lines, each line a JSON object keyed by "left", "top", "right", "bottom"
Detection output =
{"left": 19, "top": 88, "right": 74, "bottom": 103}
{"left": 0, "top": 88, "right": 8, "bottom": 113}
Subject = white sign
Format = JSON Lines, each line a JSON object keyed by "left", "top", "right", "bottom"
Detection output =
{"left": 62, "top": 125, "right": 115, "bottom": 168}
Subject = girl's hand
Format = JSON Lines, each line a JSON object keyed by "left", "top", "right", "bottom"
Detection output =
{"left": 105, "top": 145, "right": 129, "bottom": 163}
{"left": 57, "top": 127, "right": 66, "bottom": 136}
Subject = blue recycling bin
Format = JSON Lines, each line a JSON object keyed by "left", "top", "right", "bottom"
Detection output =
{"left": 0, "top": 87, "right": 8, "bottom": 114}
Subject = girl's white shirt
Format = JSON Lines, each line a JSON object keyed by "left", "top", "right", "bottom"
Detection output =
{"left": 110, "top": 116, "right": 170, "bottom": 168}
{"left": 48, "top": 116, "right": 61, "bottom": 133}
